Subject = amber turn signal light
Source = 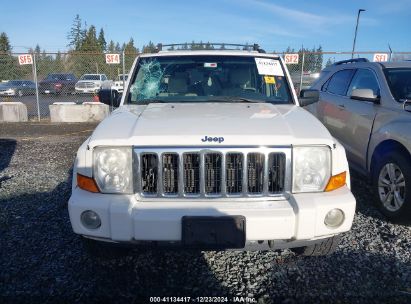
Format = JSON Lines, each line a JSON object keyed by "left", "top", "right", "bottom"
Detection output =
{"left": 77, "top": 174, "right": 100, "bottom": 193}
{"left": 325, "top": 171, "right": 346, "bottom": 192}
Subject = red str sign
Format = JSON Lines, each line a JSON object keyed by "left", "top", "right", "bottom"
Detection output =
{"left": 18, "top": 54, "right": 33, "bottom": 65}
{"left": 373, "top": 53, "right": 388, "bottom": 62}
{"left": 105, "top": 53, "right": 120, "bottom": 64}
{"left": 284, "top": 54, "right": 299, "bottom": 64}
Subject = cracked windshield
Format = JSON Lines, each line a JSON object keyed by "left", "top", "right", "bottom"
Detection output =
{"left": 128, "top": 56, "right": 292, "bottom": 104}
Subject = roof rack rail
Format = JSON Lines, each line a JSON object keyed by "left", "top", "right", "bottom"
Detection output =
{"left": 156, "top": 43, "right": 266, "bottom": 53}
{"left": 334, "top": 58, "right": 369, "bottom": 65}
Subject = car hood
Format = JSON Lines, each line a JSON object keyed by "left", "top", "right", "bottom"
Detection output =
{"left": 88, "top": 103, "right": 334, "bottom": 147}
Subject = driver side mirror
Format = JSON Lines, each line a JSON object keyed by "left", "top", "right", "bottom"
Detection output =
{"left": 299, "top": 89, "right": 319, "bottom": 107}
{"left": 98, "top": 89, "right": 121, "bottom": 107}
{"left": 350, "top": 89, "right": 380, "bottom": 103}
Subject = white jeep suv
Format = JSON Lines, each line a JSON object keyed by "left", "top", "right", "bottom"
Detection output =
{"left": 68, "top": 44, "right": 356, "bottom": 256}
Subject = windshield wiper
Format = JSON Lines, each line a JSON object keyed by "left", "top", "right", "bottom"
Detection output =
{"left": 139, "top": 99, "right": 169, "bottom": 104}
{"left": 206, "top": 96, "right": 265, "bottom": 103}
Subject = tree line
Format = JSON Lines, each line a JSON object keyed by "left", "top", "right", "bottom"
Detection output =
{"left": 0, "top": 14, "right": 328, "bottom": 81}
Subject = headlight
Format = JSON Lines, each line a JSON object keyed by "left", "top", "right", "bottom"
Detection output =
{"left": 292, "top": 146, "right": 331, "bottom": 193}
{"left": 93, "top": 147, "right": 133, "bottom": 193}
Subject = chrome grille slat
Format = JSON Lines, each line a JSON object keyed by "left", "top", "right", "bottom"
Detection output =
{"left": 141, "top": 153, "right": 158, "bottom": 194}
{"left": 226, "top": 153, "right": 243, "bottom": 194}
{"left": 247, "top": 153, "right": 265, "bottom": 194}
{"left": 183, "top": 153, "right": 200, "bottom": 195}
{"left": 268, "top": 153, "right": 286, "bottom": 193}
{"left": 135, "top": 148, "right": 290, "bottom": 199}
{"left": 162, "top": 153, "right": 178, "bottom": 194}
{"left": 204, "top": 153, "right": 222, "bottom": 194}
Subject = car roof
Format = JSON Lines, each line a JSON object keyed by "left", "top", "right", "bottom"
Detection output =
{"left": 378, "top": 61, "right": 411, "bottom": 68}
{"left": 324, "top": 60, "right": 411, "bottom": 72}
{"left": 139, "top": 50, "right": 280, "bottom": 59}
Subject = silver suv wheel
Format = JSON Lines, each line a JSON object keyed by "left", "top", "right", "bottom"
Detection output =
{"left": 378, "top": 163, "right": 406, "bottom": 212}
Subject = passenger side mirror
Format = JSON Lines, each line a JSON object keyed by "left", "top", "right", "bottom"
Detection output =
{"left": 98, "top": 89, "right": 121, "bottom": 107}
{"left": 350, "top": 89, "right": 380, "bottom": 103}
{"left": 403, "top": 100, "right": 411, "bottom": 112}
{"left": 299, "top": 89, "right": 319, "bottom": 107}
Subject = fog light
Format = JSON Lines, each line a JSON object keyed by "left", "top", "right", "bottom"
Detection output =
{"left": 81, "top": 210, "right": 101, "bottom": 229}
{"left": 324, "top": 209, "right": 344, "bottom": 228}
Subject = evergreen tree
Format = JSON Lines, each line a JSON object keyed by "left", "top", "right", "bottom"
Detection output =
{"left": 67, "top": 14, "right": 84, "bottom": 50}
{"left": 115, "top": 42, "right": 121, "bottom": 52}
{"left": 0, "top": 32, "right": 23, "bottom": 80}
{"left": 142, "top": 41, "right": 156, "bottom": 53}
{"left": 325, "top": 57, "right": 334, "bottom": 67}
{"left": 0, "top": 32, "right": 12, "bottom": 53}
{"left": 54, "top": 51, "right": 65, "bottom": 72}
{"left": 124, "top": 38, "right": 138, "bottom": 71}
{"left": 98, "top": 28, "right": 107, "bottom": 51}
{"left": 80, "top": 25, "right": 100, "bottom": 52}
{"left": 107, "top": 40, "right": 116, "bottom": 53}
{"left": 315, "top": 45, "right": 323, "bottom": 72}
{"left": 205, "top": 42, "right": 214, "bottom": 50}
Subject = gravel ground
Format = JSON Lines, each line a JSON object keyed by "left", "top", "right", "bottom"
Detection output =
{"left": 0, "top": 122, "right": 410, "bottom": 303}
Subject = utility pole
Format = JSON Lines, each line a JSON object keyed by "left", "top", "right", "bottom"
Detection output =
{"left": 351, "top": 9, "right": 366, "bottom": 59}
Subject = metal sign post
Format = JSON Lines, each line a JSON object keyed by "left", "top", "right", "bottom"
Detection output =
{"left": 32, "top": 53, "right": 40, "bottom": 121}
{"left": 299, "top": 51, "right": 305, "bottom": 95}
{"left": 122, "top": 51, "right": 126, "bottom": 90}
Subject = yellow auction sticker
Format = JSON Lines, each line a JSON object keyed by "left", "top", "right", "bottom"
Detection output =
{"left": 264, "top": 76, "right": 276, "bottom": 84}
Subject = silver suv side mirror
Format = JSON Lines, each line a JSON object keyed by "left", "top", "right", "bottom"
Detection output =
{"left": 299, "top": 89, "right": 319, "bottom": 107}
{"left": 403, "top": 100, "right": 411, "bottom": 112}
{"left": 350, "top": 89, "right": 380, "bottom": 103}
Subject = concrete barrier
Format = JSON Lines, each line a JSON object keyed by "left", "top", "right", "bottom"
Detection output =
{"left": 49, "top": 102, "right": 109, "bottom": 123}
{"left": 0, "top": 102, "right": 28, "bottom": 122}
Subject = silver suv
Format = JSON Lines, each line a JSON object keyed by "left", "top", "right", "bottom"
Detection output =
{"left": 305, "top": 58, "right": 411, "bottom": 221}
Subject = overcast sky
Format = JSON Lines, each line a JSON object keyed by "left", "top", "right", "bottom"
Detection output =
{"left": 2, "top": 0, "right": 411, "bottom": 53}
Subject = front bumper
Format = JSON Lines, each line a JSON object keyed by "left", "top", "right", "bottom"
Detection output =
{"left": 68, "top": 186, "right": 356, "bottom": 250}
{"left": 75, "top": 88, "right": 99, "bottom": 94}
{"left": 0, "top": 90, "right": 15, "bottom": 96}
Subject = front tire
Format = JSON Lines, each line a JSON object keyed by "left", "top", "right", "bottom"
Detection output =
{"left": 372, "top": 151, "right": 411, "bottom": 221}
{"left": 291, "top": 235, "right": 341, "bottom": 256}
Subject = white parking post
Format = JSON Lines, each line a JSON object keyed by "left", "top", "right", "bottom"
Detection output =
{"left": 32, "top": 52, "right": 40, "bottom": 121}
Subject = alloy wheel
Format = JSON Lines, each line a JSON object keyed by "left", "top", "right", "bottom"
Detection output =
{"left": 378, "top": 163, "right": 406, "bottom": 212}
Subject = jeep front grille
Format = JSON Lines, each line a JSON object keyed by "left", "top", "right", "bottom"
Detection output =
{"left": 135, "top": 148, "right": 289, "bottom": 198}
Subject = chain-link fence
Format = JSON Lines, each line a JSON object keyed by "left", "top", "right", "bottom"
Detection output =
{"left": 1, "top": 50, "right": 410, "bottom": 121}
{"left": 0, "top": 52, "right": 137, "bottom": 120}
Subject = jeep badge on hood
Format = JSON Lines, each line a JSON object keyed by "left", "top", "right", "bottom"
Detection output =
{"left": 201, "top": 136, "right": 225, "bottom": 143}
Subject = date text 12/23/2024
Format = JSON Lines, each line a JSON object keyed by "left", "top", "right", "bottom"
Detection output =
{"left": 149, "top": 296, "right": 257, "bottom": 303}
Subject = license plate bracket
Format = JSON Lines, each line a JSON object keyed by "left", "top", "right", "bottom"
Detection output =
{"left": 182, "top": 216, "right": 246, "bottom": 249}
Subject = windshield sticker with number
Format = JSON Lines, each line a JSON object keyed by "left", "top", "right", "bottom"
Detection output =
{"left": 255, "top": 58, "right": 284, "bottom": 76}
